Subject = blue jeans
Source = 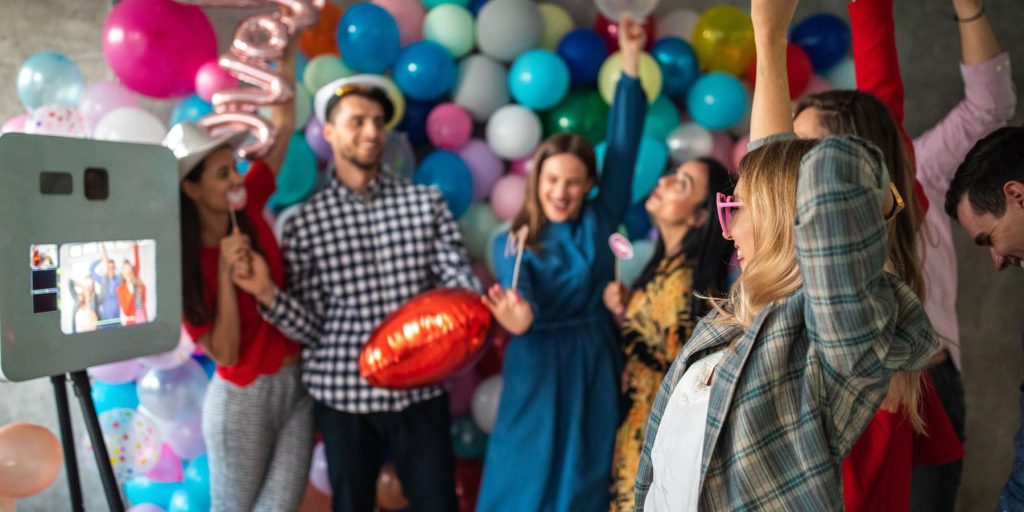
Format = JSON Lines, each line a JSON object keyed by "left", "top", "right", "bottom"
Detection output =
{"left": 998, "top": 332, "right": 1024, "bottom": 512}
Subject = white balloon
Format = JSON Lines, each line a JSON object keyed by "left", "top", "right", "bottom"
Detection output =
{"left": 486, "top": 105, "right": 541, "bottom": 160}
{"left": 475, "top": 0, "right": 543, "bottom": 63}
{"left": 595, "top": 0, "right": 659, "bottom": 23}
{"left": 453, "top": 54, "right": 510, "bottom": 122}
{"left": 656, "top": 8, "right": 700, "bottom": 43}
{"left": 666, "top": 122, "right": 714, "bottom": 164}
{"left": 94, "top": 106, "right": 167, "bottom": 144}
{"left": 620, "top": 239, "right": 655, "bottom": 288}
{"left": 471, "top": 374, "right": 503, "bottom": 433}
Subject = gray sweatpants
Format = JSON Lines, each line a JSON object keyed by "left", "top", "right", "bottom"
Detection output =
{"left": 202, "top": 364, "right": 314, "bottom": 512}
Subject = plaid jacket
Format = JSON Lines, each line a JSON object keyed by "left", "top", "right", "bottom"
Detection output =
{"left": 634, "top": 136, "right": 939, "bottom": 510}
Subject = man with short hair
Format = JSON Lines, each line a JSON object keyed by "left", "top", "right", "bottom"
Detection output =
{"left": 944, "top": 125, "right": 1024, "bottom": 509}
{"left": 235, "top": 75, "right": 479, "bottom": 511}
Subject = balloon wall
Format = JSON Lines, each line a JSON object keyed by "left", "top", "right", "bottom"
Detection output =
{"left": 1, "top": 0, "right": 856, "bottom": 509}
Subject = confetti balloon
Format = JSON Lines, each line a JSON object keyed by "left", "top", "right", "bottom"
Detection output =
{"left": 87, "top": 408, "right": 163, "bottom": 481}
{"left": 24, "top": 105, "right": 87, "bottom": 137}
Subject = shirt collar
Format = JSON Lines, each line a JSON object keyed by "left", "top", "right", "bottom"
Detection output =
{"left": 330, "top": 169, "right": 399, "bottom": 200}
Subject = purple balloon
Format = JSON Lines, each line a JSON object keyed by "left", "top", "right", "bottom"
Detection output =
{"left": 456, "top": 139, "right": 504, "bottom": 201}
{"left": 305, "top": 117, "right": 333, "bottom": 163}
{"left": 154, "top": 411, "right": 207, "bottom": 460}
{"left": 128, "top": 505, "right": 167, "bottom": 512}
{"left": 146, "top": 443, "right": 183, "bottom": 483}
{"left": 445, "top": 369, "right": 481, "bottom": 416}
{"left": 78, "top": 82, "right": 139, "bottom": 133}
{"left": 308, "top": 441, "right": 332, "bottom": 496}
{"left": 89, "top": 359, "right": 147, "bottom": 385}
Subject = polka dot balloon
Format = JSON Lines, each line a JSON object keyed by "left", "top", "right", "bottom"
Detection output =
{"left": 82, "top": 408, "right": 163, "bottom": 480}
{"left": 24, "top": 104, "right": 87, "bottom": 137}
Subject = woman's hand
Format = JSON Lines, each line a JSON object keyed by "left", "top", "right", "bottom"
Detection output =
{"left": 231, "top": 251, "right": 276, "bottom": 307}
{"left": 603, "top": 281, "right": 629, "bottom": 316}
{"left": 751, "top": 0, "right": 798, "bottom": 43}
{"left": 618, "top": 16, "right": 647, "bottom": 78}
{"left": 482, "top": 284, "right": 534, "bottom": 335}
{"left": 219, "top": 227, "right": 251, "bottom": 277}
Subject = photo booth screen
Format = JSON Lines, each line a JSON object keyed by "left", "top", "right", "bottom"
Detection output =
{"left": 30, "top": 240, "right": 157, "bottom": 335}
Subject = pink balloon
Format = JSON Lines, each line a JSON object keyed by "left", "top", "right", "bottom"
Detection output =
{"left": 103, "top": 0, "right": 217, "bottom": 98}
{"left": 89, "top": 359, "right": 146, "bottom": 385}
{"left": 195, "top": 61, "right": 240, "bottom": 103}
{"left": 145, "top": 443, "right": 183, "bottom": 483}
{"left": 372, "top": 0, "right": 426, "bottom": 47}
{"left": 305, "top": 116, "right": 333, "bottom": 163}
{"left": 309, "top": 441, "right": 331, "bottom": 496}
{"left": 509, "top": 153, "right": 534, "bottom": 176}
{"left": 732, "top": 134, "right": 750, "bottom": 174}
{"left": 427, "top": 103, "right": 473, "bottom": 150}
{"left": 78, "top": 82, "right": 139, "bottom": 133}
{"left": 445, "top": 368, "right": 481, "bottom": 416}
{"left": 456, "top": 139, "right": 504, "bottom": 201}
{"left": 128, "top": 505, "right": 167, "bottom": 512}
{"left": 1, "top": 114, "right": 28, "bottom": 134}
{"left": 711, "top": 131, "right": 735, "bottom": 173}
{"left": 490, "top": 174, "right": 527, "bottom": 221}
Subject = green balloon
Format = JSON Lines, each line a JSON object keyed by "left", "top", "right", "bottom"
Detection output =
{"left": 424, "top": 5, "right": 476, "bottom": 58}
{"left": 303, "top": 55, "right": 353, "bottom": 95}
{"left": 424, "top": 0, "right": 469, "bottom": 9}
{"left": 544, "top": 89, "right": 610, "bottom": 145}
{"left": 644, "top": 95, "right": 681, "bottom": 142}
{"left": 458, "top": 203, "right": 502, "bottom": 262}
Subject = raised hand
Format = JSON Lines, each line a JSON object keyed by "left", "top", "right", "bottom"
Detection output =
{"left": 619, "top": 16, "right": 647, "bottom": 78}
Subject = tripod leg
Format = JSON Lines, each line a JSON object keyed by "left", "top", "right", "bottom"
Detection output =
{"left": 69, "top": 370, "right": 126, "bottom": 512}
{"left": 50, "top": 374, "right": 85, "bottom": 512}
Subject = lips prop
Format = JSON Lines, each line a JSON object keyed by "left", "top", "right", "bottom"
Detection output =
{"left": 360, "top": 288, "right": 493, "bottom": 389}
{"left": 226, "top": 188, "right": 248, "bottom": 210}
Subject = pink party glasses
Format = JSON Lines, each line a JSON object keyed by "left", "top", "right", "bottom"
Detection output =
{"left": 716, "top": 192, "right": 744, "bottom": 239}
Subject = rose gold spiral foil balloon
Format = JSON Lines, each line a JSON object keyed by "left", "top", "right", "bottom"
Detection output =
{"left": 360, "top": 288, "right": 493, "bottom": 389}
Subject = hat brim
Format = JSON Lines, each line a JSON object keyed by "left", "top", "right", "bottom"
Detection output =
{"left": 176, "top": 129, "right": 249, "bottom": 181}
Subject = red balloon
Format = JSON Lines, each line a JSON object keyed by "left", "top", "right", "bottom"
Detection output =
{"left": 454, "top": 458, "right": 483, "bottom": 512}
{"left": 745, "top": 43, "right": 814, "bottom": 99}
{"left": 360, "top": 288, "right": 492, "bottom": 389}
{"left": 595, "top": 14, "right": 656, "bottom": 54}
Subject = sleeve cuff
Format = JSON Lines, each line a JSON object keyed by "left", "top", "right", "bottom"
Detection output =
{"left": 961, "top": 52, "right": 1014, "bottom": 103}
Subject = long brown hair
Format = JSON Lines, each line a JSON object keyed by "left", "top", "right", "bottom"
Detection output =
{"left": 510, "top": 133, "right": 597, "bottom": 251}
{"left": 711, "top": 139, "right": 817, "bottom": 327}
{"left": 180, "top": 159, "right": 263, "bottom": 327}
{"left": 795, "top": 91, "right": 926, "bottom": 432}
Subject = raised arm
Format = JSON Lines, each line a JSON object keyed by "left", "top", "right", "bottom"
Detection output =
{"left": 594, "top": 16, "right": 647, "bottom": 225}
{"left": 749, "top": 0, "right": 797, "bottom": 140}
{"left": 262, "top": 42, "right": 297, "bottom": 175}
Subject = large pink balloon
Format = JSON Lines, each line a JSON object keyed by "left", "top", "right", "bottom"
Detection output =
{"left": 490, "top": 174, "right": 527, "bottom": 221}
{"left": 372, "top": 0, "right": 426, "bottom": 47}
{"left": 103, "top": 0, "right": 217, "bottom": 98}
{"left": 427, "top": 103, "right": 473, "bottom": 151}
{"left": 0, "top": 423, "right": 63, "bottom": 498}
{"left": 78, "top": 82, "right": 139, "bottom": 134}
{"left": 1, "top": 114, "right": 28, "bottom": 134}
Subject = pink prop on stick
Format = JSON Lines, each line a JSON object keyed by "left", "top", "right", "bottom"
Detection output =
{"left": 608, "top": 233, "right": 634, "bottom": 283}
{"left": 175, "top": 0, "right": 324, "bottom": 159}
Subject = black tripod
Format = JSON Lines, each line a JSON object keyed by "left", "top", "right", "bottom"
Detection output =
{"left": 50, "top": 371, "right": 125, "bottom": 512}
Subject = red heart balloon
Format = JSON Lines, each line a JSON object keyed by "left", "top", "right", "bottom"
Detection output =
{"left": 360, "top": 288, "right": 492, "bottom": 389}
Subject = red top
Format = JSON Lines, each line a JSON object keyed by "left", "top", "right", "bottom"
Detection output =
{"left": 842, "top": 374, "right": 964, "bottom": 511}
{"left": 848, "top": 0, "right": 929, "bottom": 213}
{"left": 183, "top": 160, "right": 300, "bottom": 387}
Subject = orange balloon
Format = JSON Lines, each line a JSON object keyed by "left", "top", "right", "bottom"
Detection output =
{"left": 0, "top": 496, "right": 15, "bottom": 512}
{"left": 0, "top": 423, "right": 63, "bottom": 498}
{"left": 376, "top": 464, "right": 409, "bottom": 510}
{"left": 360, "top": 288, "right": 492, "bottom": 389}
{"left": 299, "top": 3, "right": 342, "bottom": 58}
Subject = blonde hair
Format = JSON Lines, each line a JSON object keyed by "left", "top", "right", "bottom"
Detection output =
{"left": 710, "top": 139, "right": 816, "bottom": 327}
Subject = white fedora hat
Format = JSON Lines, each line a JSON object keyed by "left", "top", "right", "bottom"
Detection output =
{"left": 162, "top": 122, "right": 249, "bottom": 180}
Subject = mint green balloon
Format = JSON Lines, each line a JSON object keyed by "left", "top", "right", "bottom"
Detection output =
{"left": 303, "top": 55, "right": 354, "bottom": 95}
{"left": 644, "top": 95, "right": 681, "bottom": 141}
{"left": 424, "top": 5, "right": 476, "bottom": 58}
{"left": 260, "top": 84, "right": 313, "bottom": 131}
{"left": 423, "top": 0, "right": 469, "bottom": 9}
{"left": 458, "top": 202, "right": 501, "bottom": 262}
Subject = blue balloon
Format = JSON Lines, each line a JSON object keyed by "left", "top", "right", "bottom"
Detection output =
{"left": 270, "top": 134, "right": 318, "bottom": 207}
{"left": 467, "top": 0, "right": 489, "bottom": 15}
{"left": 414, "top": 150, "right": 473, "bottom": 218}
{"left": 508, "top": 50, "right": 570, "bottom": 111}
{"left": 168, "top": 489, "right": 199, "bottom": 512}
{"left": 556, "top": 29, "right": 608, "bottom": 87}
{"left": 193, "top": 355, "right": 216, "bottom": 379}
{"left": 596, "top": 136, "right": 669, "bottom": 204}
{"left": 651, "top": 38, "right": 699, "bottom": 97}
{"left": 170, "top": 95, "right": 213, "bottom": 126}
{"left": 686, "top": 73, "right": 748, "bottom": 131}
{"left": 91, "top": 381, "right": 139, "bottom": 414}
{"left": 183, "top": 454, "right": 211, "bottom": 509}
{"left": 337, "top": 3, "right": 400, "bottom": 74}
{"left": 398, "top": 99, "right": 436, "bottom": 147}
{"left": 624, "top": 201, "right": 653, "bottom": 241}
{"left": 393, "top": 41, "right": 456, "bottom": 102}
{"left": 16, "top": 52, "right": 83, "bottom": 110}
{"left": 124, "top": 477, "right": 183, "bottom": 509}
{"left": 789, "top": 13, "right": 852, "bottom": 72}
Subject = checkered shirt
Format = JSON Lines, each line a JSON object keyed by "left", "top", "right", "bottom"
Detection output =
{"left": 262, "top": 170, "right": 480, "bottom": 413}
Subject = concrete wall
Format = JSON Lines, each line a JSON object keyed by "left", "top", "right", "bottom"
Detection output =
{"left": 1, "top": 1, "right": 1021, "bottom": 510}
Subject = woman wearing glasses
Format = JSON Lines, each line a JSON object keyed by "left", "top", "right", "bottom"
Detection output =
{"left": 603, "top": 157, "right": 734, "bottom": 512}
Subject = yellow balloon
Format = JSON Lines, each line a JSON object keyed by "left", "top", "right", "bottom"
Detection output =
{"left": 598, "top": 51, "right": 662, "bottom": 105}
{"left": 538, "top": 3, "right": 575, "bottom": 51}
{"left": 691, "top": 6, "right": 755, "bottom": 76}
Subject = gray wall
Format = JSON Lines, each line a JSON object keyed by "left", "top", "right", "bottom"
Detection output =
{"left": 1, "top": 1, "right": 1021, "bottom": 510}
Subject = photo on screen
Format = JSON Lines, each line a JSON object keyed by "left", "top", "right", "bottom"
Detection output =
{"left": 58, "top": 240, "right": 157, "bottom": 335}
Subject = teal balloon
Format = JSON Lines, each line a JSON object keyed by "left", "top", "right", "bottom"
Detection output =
{"left": 271, "top": 134, "right": 318, "bottom": 207}
{"left": 643, "top": 95, "right": 681, "bottom": 141}
{"left": 125, "top": 477, "right": 183, "bottom": 509}
{"left": 458, "top": 203, "right": 502, "bottom": 262}
{"left": 619, "top": 239, "right": 655, "bottom": 288}
{"left": 824, "top": 56, "right": 856, "bottom": 90}
{"left": 17, "top": 52, "right": 83, "bottom": 110}
{"left": 596, "top": 135, "right": 669, "bottom": 204}
{"left": 337, "top": 3, "right": 401, "bottom": 74}
{"left": 260, "top": 85, "right": 313, "bottom": 131}
{"left": 686, "top": 72, "right": 747, "bottom": 131}
{"left": 544, "top": 89, "right": 609, "bottom": 145}
{"left": 425, "top": 0, "right": 469, "bottom": 8}
{"left": 170, "top": 95, "right": 213, "bottom": 126}
{"left": 183, "top": 454, "right": 211, "bottom": 509}
{"left": 508, "top": 49, "right": 570, "bottom": 110}
{"left": 451, "top": 415, "right": 487, "bottom": 459}
{"left": 91, "top": 381, "right": 139, "bottom": 414}
{"left": 414, "top": 150, "right": 473, "bottom": 218}
{"left": 168, "top": 489, "right": 198, "bottom": 512}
